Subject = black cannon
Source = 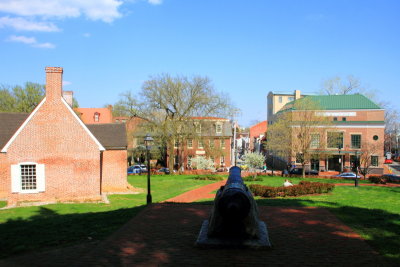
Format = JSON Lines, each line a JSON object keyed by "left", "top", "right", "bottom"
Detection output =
{"left": 195, "top": 166, "right": 271, "bottom": 248}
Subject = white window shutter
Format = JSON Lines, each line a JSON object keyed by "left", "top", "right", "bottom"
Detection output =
{"left": 11, "top": 164, "right": 20, "bottom": 193}
{"left": 37, "top": 164, "right": 46, "bottom": 192}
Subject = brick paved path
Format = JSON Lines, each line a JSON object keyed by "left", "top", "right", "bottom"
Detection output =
{"left": 73, "top": 204, "right": 385, "bottom": 266}
{"left": 165, "top": 180, "right": 226, "bottom": 202}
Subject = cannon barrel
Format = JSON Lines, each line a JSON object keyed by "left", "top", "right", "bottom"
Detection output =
{"left": 218, "top": 166, "right": 251, "bottom": 221}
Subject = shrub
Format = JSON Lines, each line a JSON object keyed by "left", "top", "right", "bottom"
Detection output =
{"left": 242, "top": 176, "right": 263, "bottom": 181}
{"left": 193, "top": 175, "right": 224, "bottom": 181}
{"left": 191, "top": 157, "right": 216, "bottom": 171}
{"left": 369, "top": 176, "right": 387, "bottom": 184}
{"left": 249, "top": 181, "right": 335, "bottom": 198}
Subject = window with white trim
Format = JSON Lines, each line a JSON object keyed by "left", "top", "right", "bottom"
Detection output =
{"left": 216, "top": 123, "right": 222, "bottom": 134}
{"left": 221, "top": 139, "right": 226, "bottom": 148}
{"left": 220, "top": 156, "right": 225, "bottom": 165}
{"left": 371, "top": 156, "right": 379, "bottom": 167}
{"left": 198, "top": 139, "right": 204, "bottom": 149}
{"left": 195, "top": 122, "right": 201, "bottom": 134}
{"left": 187, "top": 139, "right": 193, "bottom": 148}
{"left": 210, "top": 139, "right": 215, "bottom": 149}
{"left": 310, "top": 133, "right": 320, "bottom": 148}
{"left": 11, "top": 163, "right": 45, "bottom": 193}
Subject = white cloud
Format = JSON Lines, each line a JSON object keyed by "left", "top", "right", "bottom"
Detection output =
{"left": 83, "top": 32, "right": 91, "bottom": 38}
{"left": 7, "top": 35, "right": 55, "bottom": 48}
{"left": 0, "top": 16, "right": 60, "bottom": 32}
{"left": 63, "top": 81, "right": 72, "bottom": 86}
{"left": 0, "top": 0, "right": 124, "bottom": 23}
{"left": 148, "top": 0, "right": 163, "bottom": 5}
{"left": 33, "top": 42, "right": 55, "bottom": 49}
{"left": 7, "top": 35, "right": 36, "bottom": 44}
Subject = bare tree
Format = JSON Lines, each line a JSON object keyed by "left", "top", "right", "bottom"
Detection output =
{"left": 113, "top": 74, "right": 238, "bottom": 169}
{"left": 267, "top": 98, "right": 330, "bottom": 177}
{"left": 358, "top": 141, "right": 382, "bottom": 178}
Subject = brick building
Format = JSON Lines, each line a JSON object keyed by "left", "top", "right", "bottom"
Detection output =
{"left": 249, "top": 120, "right": 267, "bottom": 152}
{"left": 268, "top": 92, "right": 385, "bottom": 174}
{"left": 173, "top": 117, "right": 233, "bottom": 169}
{"left": 0, "top": 67, "right": 128, "bottom": 205}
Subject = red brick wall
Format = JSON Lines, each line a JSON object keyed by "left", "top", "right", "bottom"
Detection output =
{"left": 102, "top": 150, "right": 128, "bottom": 192}
{"left": 0, "top": 154, "right": 9, "bottom": 198}
{"left": 6, "top": 98, "right": 102, "bottom": 204}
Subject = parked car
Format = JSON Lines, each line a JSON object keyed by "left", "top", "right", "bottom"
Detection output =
{"left": 139, "top": 164, "right": 148, "bottom": 173}
{"left": 289, "top": 168, "right": 318, "bottom": 175}
{"left": 127, "top": 165, "right": 142, "bottom": 175}
{"left": 382, "top": 174, "right": 400, "bottom": 183}
{"left": 157, "top": 167, "right": 170, "bottom": 174}
{"left": 335, "top": 172, "right": 361, "bottom": 179}
{"left": 384, "top": 158, "right": 393, "bottom": 164}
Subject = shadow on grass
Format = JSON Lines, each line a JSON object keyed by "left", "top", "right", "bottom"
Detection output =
{"left": 255, "top": 197, "right": 400, "bottom": 265}
{"left": 0, "top": 205, "right": 145, "bottom": 259}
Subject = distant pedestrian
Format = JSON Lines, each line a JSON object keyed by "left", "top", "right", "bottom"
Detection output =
{"left": 283, "top": 179, "right": 293, "bottom": 187}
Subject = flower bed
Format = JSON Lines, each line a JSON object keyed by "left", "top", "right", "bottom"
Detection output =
{"left": 249, "top": 181, "right": 335, "bottom": 198}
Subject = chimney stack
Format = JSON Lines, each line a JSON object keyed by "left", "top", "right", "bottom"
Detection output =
{"left": 63, "top": 91, "right": 73, "bottom": 107}
{"left": 45, "top": 67, "right": 63, "bottom": 102}
{"left": 294, "top": 90, "right": 301, "bottom": 100}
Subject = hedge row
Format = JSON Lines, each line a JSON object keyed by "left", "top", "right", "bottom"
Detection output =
{"left": 193, "top": 175, "right": 224, "bottom": 181}
{"left": 249, "top": 181, "right": 335, "bottom": 198}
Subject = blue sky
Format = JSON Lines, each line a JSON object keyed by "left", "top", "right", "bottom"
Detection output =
{"left": 0, "top": 0, "right": 399, "bottom": 126}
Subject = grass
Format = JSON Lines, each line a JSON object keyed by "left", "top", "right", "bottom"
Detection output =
{"left": 0, "top": 174, "right": 214, "bottom": 258}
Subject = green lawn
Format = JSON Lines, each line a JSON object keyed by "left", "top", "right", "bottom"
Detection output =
{"left": 0, "top": 174, "right": 214, "bottom": 258}
{"left": 0, "top": 174, "right": 398, "bottom": 265}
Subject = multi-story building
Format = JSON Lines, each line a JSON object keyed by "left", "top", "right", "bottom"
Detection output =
{"left": 267, "top": 90, "right": 315, "bottom": 125}
{"left": 172, "top": 117, "right": 232, "bottom": 170}
{"left": 268, "top": 92, "right": 385, "bottom": 174}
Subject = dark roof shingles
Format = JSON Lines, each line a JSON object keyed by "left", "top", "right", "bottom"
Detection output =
{"left": 0, "top": 113, "right": 29, "bottom": 150}
{"left": 86, "top": 123, "right": 127, "bottom": 149}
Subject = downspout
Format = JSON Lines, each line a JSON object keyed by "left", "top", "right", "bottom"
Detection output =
{"left": 100, "top": 151, "right": 103, "bottom": 195}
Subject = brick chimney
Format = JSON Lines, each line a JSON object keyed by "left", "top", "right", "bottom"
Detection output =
{"left": 62, "top": 91, "right": 73, "bottom": 107}
{"left": 45, "top": 67, "right": 63, "bottom": 102}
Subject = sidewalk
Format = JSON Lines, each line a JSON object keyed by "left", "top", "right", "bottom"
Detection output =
{"left": 165, "top": 180, "right": 226, "bottom": 202}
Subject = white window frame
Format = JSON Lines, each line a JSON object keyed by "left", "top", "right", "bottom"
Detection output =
{"left": 187, "top": 139, "right": 193, "bottom": 149}
{"left": 198, "top": 139, "right": 204, "bottom": 149}
{"left": 195, "top": 122, "right": 201, "bottom": 134}
{"left": 221, "top": 139, "right": 226, "bottom": 149}
{"left": 210, "top": 139, "right": 215, "bottom": 149}
{"left": 11, "top": 162, "right": 45, "bottom": 193}
{"left": 216, "top": 123, "right": 222, "bottom": 134}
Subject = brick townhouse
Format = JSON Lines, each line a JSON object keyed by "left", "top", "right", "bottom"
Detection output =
{"left": 268, "top": 92, "right": 385, "bottom": 174}
{"left": 173, "top": 117, "right": 233, "bottom": 170}
{"left": 75, "top": 106, "right": 113, "bottom": 124}
{"left": 0, "top": 67, "right": 128, "bottom": 205}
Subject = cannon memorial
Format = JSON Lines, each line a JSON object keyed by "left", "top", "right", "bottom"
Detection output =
{"left": 195, "top": 166, "right": 271, "bottom": 248}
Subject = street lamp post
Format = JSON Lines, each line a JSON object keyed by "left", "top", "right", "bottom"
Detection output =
{"left": 338, "top": 144, "right": 343, "bottom": 173}
{"left": 144, "top": 133, "right": 154, "bottom": 204}
{"left": 354, "top": 150, "right": 359, "bottom": 187}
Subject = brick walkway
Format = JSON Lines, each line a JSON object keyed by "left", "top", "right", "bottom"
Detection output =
{"left": 165, "top": 180, "right": 226, "bottom": 202}
{"left": 75, "top": 204, "right": 385, "bottom": 266}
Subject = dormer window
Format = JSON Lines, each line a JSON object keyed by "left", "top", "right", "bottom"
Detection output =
{"left": 94, "top": 112, "right": 100, "bottom": 122}
{"left": 216, "top": 123, "right": 222, "bottom": 134}
{"left": 195, "top": 122, "right": 201, "bottom": 134}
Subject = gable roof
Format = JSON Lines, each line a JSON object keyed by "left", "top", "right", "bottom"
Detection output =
{"left": 86, "top": 123, "right": 127, "bottom": 149}
{"left": 0, "top": 110, "right": 127, "bottom": 152}
{"left": 0, "top": 112, "right": 29, "bottom": 150}
{"left": 282, "top": 94, "right": 382, "bottom": 111}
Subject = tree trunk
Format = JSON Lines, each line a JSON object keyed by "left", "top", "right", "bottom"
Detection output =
{"left": 302, "top": 163, "right": 306, "bottom": 178}
{"left": 168, "top": 139, "right": 175, "bottom": 170}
